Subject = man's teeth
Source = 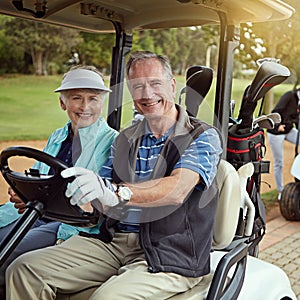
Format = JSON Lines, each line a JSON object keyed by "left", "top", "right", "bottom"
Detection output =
{"left": 144, "top": 100, "right": 160, "bottom": 107}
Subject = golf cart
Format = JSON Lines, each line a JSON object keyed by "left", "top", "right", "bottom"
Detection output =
{"left": 0, "top": 0, "right": 297, "bottom": 299}
{"left": 280, "top": 155, "right": 300, "bottom": 221}
{"left": 282, "top": 150, "right": 300, "bottom": 219}
{"left": 280, "top": 111, "right": 300, "bottom": 221}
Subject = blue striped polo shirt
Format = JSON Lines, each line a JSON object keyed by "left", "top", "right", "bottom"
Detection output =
{"left": 100, "top": 124, "right": 221, "bottom": 232}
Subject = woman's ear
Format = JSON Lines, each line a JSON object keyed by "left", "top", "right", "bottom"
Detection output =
{"left": 60, "top": 97, "right": 67, "bottom": 110}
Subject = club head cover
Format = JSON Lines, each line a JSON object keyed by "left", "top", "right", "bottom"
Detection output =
{"left": 267, "top": 112, "right": 281, "bottom": 124}
{"left": 257, "top": 117, "right": 275, "bottom": 129}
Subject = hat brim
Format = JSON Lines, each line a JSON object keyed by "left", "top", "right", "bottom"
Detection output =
{"left": 54, "top": 78, "right": 111, "bottom": 93}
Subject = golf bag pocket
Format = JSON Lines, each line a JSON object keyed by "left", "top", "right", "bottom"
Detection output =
{"left": 227, "top": 127, "right": 266, "bottom": 163}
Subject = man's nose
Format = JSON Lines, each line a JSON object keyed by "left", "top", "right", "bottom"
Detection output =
{"left": 141, "top": 83, "right": 153, "bottom": 99}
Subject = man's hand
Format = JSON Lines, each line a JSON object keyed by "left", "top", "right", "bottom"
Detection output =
{"left": 8, "top": 187, "right": 26, "bottom": 214}
{"left": 61, "top": 167, "right": 119, "bottom": 210}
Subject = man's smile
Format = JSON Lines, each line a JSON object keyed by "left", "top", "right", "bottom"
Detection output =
{"left": 142, "top": 100, "right": 162, "bottom": 107}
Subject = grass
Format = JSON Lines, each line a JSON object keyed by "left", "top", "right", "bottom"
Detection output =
{"left": 261, "top": 189, "right": 279, "bottom": 213}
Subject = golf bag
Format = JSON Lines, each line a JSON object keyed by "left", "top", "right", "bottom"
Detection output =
{"left": 227, "top": 124, "right": 268, "bottom": 255}
{"left": 227, "top": 126, "right": 266, "bottom": 164}
{"left": 226, "top": 60, "right": 291, "bottom": 255}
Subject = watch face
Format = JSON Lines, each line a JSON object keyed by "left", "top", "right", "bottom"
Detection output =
{"left": 119, "top": 186, "right": 132, "bottom": 201}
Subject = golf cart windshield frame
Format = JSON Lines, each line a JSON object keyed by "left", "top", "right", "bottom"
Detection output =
{"left": 106, "top": 14, "right": 240, "bottom": 148}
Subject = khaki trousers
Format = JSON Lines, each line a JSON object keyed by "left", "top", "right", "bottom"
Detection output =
{"left": 6, "top": 233, "right": 202, "bottom": 300}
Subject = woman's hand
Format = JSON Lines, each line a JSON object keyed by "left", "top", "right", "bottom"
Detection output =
{"left": 8, "top": 187, "right": 26, "bottom": 214}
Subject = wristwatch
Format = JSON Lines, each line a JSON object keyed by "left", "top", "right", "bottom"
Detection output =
{"left": 117, "top": 185, "right": 133, "bottom": 203}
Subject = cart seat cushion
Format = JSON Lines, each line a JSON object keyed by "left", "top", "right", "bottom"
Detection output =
{"left": 213, "top": 159, "right": 241, "bottom": 250}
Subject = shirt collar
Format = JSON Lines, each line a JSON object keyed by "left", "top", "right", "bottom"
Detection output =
{"left": 144, "top": 122, "right": 175, "bottom": 141}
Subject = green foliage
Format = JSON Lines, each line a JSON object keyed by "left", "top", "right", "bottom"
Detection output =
{"left": 237, "top": 0, "right": 300, "bottom": 86}
{"left": 0, "top": 15, "right": 221, "bottom": 77}
{"left": 0, "top": 15, "right": 26, "bottom": 74}
{"left": 132, "top": 31, "right": 155, "bottom": 52}
{"left": 78, "top": 32, "right": 115, "bottom": 74}
{"left": 130, "top": 27, "right": 217, "bottom": 76}
{"left": 0, "top": 16, "right": 82, "bottom": 75}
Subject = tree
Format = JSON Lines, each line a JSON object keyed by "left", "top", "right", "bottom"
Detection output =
{"left": 275, "top": 0, "right": 300, "bottom": 88}
{"left": 77, "top": 32, "right": 114, "bottom": 75}
{"left": 234, "top": 0, "right": 300, "bottom": 113}
{"left": 133, "top": 26, "right": 217, "bottom": 75}
{"left": 4, "top": 18, "right": 82, "bottom": 75}
{"left": 0, "top": 15, "right": 27, "bottom": 74}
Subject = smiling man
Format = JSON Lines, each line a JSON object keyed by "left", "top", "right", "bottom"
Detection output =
{"left": 7, "top": 51, "right": 223, "bottom": 300}
{"left": 127, "top": 54, "right": 177, "bottom": 136}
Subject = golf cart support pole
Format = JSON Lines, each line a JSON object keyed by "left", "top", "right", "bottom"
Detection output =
{"left": 0, "top": 201, "right": 44, "bottom": 267}
{"left": 295, "top": 108, "right": 300, "bottom": 158}
{"left": 107, "top": 23, "right": 132, "bottom": 131}
{"left": 214, "top": 12, "right": 240, "bottom": 156}
{"left": 294, "top": 108, "right": 300, "bottom": 181}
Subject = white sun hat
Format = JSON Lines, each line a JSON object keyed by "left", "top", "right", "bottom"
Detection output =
{"left": 54, "top": 68, "right": 111, "bottom": 92}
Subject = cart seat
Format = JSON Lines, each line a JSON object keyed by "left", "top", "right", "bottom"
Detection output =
{"left": 179, "top": 65, "right": 213, "bottom": 117}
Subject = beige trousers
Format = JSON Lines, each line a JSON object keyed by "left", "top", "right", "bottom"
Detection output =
{"left": 6, "top": 233, "right": 202, "bottom": 300}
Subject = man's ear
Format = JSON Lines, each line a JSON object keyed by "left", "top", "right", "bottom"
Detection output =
{"left": 60, "top": 98, "right": 67, "bottom": 110}
{"left": 171, "top": 77, "right": 177, "bottom": 98}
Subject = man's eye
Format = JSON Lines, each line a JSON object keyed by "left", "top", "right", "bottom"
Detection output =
{"left": 134, "top": 85, "right": 143, "bottom": 90}
{"left": 151, "top": 81, "right": 162, "bottom": 87}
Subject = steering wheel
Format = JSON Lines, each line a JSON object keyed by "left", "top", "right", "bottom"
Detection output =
{"left": 0, "top": 146, "right": 100, "bottom": 227}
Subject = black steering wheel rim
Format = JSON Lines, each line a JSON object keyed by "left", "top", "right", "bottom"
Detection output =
{"left": 0, "top": 146, "right": 100, "bottom": 227}
{"left": 0, "top": 146, "right": 69, "bottom": 175}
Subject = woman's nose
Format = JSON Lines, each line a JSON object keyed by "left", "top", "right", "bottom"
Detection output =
{"left": 79, "top": 99, "right": 89, "bottom": 109}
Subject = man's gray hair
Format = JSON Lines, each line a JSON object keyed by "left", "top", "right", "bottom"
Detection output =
{"left": 126, "top": 51, "right": 173, "bottom": 80}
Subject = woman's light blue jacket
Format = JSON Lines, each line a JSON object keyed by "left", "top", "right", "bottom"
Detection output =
{"left": 0, "top": 117, "right": 118, "bottom": 241}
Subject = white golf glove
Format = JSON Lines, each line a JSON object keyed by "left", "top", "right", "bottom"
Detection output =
{"left": 61, "top": 167, "right": 119, "bottom": 208}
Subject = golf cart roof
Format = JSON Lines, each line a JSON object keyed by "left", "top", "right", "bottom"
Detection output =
{"left": 0, "top": 0, "right": 294, "bottom": 33}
